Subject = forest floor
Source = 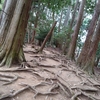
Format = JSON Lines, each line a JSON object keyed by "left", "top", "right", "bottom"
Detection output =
{"left": 0, "top": 44, "right": 100, "bottom": 100}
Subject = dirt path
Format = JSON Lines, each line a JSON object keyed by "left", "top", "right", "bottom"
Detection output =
{"left": 0, "top": 44, "right": 100, "bottom": 100}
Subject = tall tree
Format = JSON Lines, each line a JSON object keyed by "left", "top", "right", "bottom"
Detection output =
{"left": 31, "top": 11, "right": 39, "bottom": 43}
{"left": 31, "top": 1, "right": 41, "bottom": 44}
{"left": 62, "top": 0, "right": 79, "bottom": 54}
{"left": 0, "top": 0, "right": 32, "bottom": 67}
{"left": 39, "top": 21, "right": 57, "bottom": 52}
{"left": 63, "top": 6, "right": 71, "bottom": 27}
{"left": 67, "top": 0, "right": 86, "bottom": 59}
{"left": 0, "top": 0, "right": 17, "bottom": 45}
{"left": 84, "top": 20, "right": 100, "bottom": 74}
{"left": 77, "top": 0, "right": 100, "bottom": 74}
{"left": 58, "top": 10, "right": 63, "bottom": 32}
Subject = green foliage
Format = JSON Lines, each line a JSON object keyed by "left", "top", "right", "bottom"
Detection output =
{"left": 0, "top": 0, "right": 4, "bottom": 4}
{"left": 52, "top": 33, "right": 64, "bottom": 48}
{"left": 0, "top": 0, "right": 4, "bottom": 9}
{"left": 81, "top": 17, "right": 91, "bottom": 31}
{"left": 52, "top": 27, "right": 73, "bottom": 48}
{"left": 27, "top": 0, "right": 97, "bottom": 53}
{"left": 40, "top": 0, "right": 71, "bottom": 12}
{"left": 85, "top": 0, "right": 96, "bottom": 14}
{"left": 35, "top": 28, "right": 50, "bottom": 42}
{"left": 77, "top": 33, "right": 84, "bottom": 50}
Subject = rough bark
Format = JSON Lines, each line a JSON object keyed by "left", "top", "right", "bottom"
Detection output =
{"left": 81, "top": 19, "right": 100, "bottom": 74}
{"left": 0, "top": 0, "right": 17, "bottom": 46}
{"left": 67, "top": 0, "right": 86, "bottom": 59}
{"left": 0, "top": 0, "right": 32, "bottom": 67}
{"left": 77, "top": 0, "right": 100, "bottom": 68}
{"left": 39, "top": 21, "right": 57, "bottom": 52}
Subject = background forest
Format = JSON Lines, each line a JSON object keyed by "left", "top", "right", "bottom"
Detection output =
{"left": 0, "top": 0, "right": 99, "bottom": 75}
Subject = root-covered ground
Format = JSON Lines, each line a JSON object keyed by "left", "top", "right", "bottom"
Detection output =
{"left": 0, "top": 44, "right": 100, "bottom": 100}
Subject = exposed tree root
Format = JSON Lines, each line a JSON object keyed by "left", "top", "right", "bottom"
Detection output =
{"left": 87, "top": 77, "right": 100, "bottom": 86}
{"left": 1, "top": 47, "right": 100, "bottom": 100}
{"left": 0, "top": 82, "right": 59, "bottom": 100}
{"left": 0, "top": 78, "right": 10, "bottom": 82}
{"left": 71, "top": 85, "right": 98, "bottom": 92}
{"left": 31, "top": 71, "right": 45, "bottom": 80}
{"left": 19, "top": 83, "right": 59, "bottom": 98}
{"left": 0, "top": 73, "right": 15, "bottom": 78}
{"left": 37, "top": 63, "right": 56, "bottom": 68}
{"left": 80, "top": 90, "right": 100, "bottom": 100}
{"left": 34, "top": 91, "right": 59, "bottom": 98}
{"left": 19, "top": 81, "right": 53, "bottom": 89}
{"left": 0, "top": 73, "right": 20, "bottom": 85}
{"left": 71, "top": 89, "right": 100, "bottom": 100}
{"left": 57, "top": 81, "right": 72, "bottom": 98}
{"left": 0, "top": 67, "right": 35, "bottom": 72}
{"left": 0, "top": 86, "right": 29, "bottom": 100}
{"left": 43, "top": 68, "right": 73, "bottom": 97}
{"left": 49, "top": 84, "right": 59, "bottom": 92}
{"left": 71, "top": 92, "right": 82, "bottom": 100}
{"left": 3, "top": 75, "right": 18, "bottom": 85}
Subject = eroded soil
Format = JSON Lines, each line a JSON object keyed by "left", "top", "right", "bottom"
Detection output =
{"left": 0, "top": 44, "right": 100, "bottom": 100}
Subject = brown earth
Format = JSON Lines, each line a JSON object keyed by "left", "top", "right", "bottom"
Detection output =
{"left": 0, "top": 44, "right": 100, "bottom": 100}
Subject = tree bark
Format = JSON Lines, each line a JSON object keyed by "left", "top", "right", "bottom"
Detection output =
{"left": 31, "top": 11, "right": 39, "bottom": 44}
{"left": 39, "top": 21, "right": 57, "bottom": 52}
{"left": 0, "top": 0, "right": 17, "bottom": 46}
{"left": 77, "top": 0, "right": 100, "bottom": 68}
{"left": 82, "top": 19, "right": 100, "bottom": 75}
{"left": 0, "top": 0, "right": 32, "bottom": 67}
{"left": 67, "top": 0, "right": 86, "bottom": 60}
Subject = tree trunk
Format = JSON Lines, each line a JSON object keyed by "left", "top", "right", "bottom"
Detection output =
{"left": 58, "top": 10, "right": 63, "bottom": 32}
{"left": 39, "top": 21, "right": 57, "bottom": 52}
{"left": 77, "top": 1, "right": 100, "bottom": 68}
{"left": 49, "top": 11, "right": 55, "bottom": 45}
{"left": 63, "top": 6, "right": 71, "bottom": 27}
{"left": 82, "top": 19, "right": 100, "bottom": 75}
{"left": 62, "top": 0, "right": 79, "bottom": 54}
{"left": 70, "top": 0, "right": 79, "bottom": 29}
{"left": 31, "top": 11, "right": 39, "bottom": 44}
{"left": 0, "top": 0, "right": 32, "bottom": 67}
{"left": 0, "top": 0, "right": 17, "bottom": 46}
{"left": 67, "top": 0, "right": 86, "bottom": 60}
{"left": 27, "top": 4, "right": 35, "bottom": 44}
{"left": 27, "top": 22, "right": 31, "bottom": 43}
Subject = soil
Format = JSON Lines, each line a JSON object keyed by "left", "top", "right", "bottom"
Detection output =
{"left": 0, "top": 44, "right": 100, "bottom": 100}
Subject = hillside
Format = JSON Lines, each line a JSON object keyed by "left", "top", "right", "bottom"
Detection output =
{"left": 0, "top": 44, "right": 100, "bottom": 100}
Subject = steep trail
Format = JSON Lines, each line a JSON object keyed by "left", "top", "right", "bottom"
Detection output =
{"left": 0, "top": 44, "right": 100, "bottom": 100}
